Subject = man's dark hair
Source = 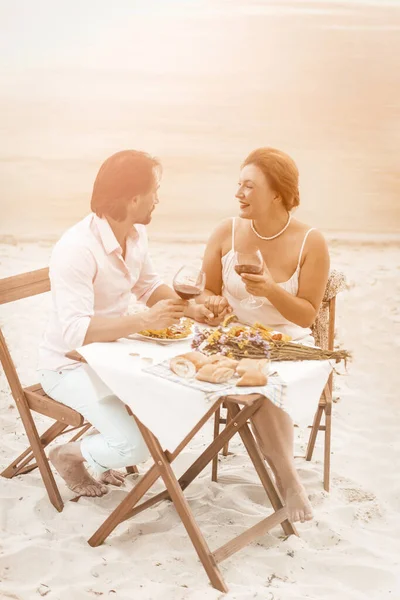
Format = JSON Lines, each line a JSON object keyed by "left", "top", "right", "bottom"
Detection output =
{"left": 91, "top": 150, "right": 161, "bottom": 221}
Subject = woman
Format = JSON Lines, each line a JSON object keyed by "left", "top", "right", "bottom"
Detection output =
{"left": 201, "top": 147, "right": 330, "bottom": 523}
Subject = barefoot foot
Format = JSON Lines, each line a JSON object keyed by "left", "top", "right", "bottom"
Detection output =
{"left": 49, "top": 445, "right": 108, "bottom": 497}
{"left": 100, "top": 469, "right": 125, "bottom": 487}
{"left": 285, "top": 484, "right": 314, "bottom": 523}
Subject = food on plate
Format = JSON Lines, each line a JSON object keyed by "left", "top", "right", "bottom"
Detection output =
{"left": 179, "top": 351, "right": 210, "bottom": 371}
{"left": 170, "top": 356, "right": 196, "bottom": 379}
{"left": 196, "top": 363, "right": 235, "bottom": 384}
{"left": 222, "top": 313, "right": 238, "bottom": 327}
{"left": 236, "top": 369, "right": 268, "bottom": 387}
{"left": 139, "top": 318, "right": 193, "bottom": 339}
{"left": 236, "top": 358, "right": 270, "bottom": 376}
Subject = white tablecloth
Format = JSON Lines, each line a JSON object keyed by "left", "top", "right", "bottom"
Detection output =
{"left": 77, "top": 338, "right": 333, "bottom": 451}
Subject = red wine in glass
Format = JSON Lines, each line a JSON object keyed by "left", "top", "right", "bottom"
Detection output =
{"left": 234, "top": 250, "right": 264, "bottom": 309}
{"left": 173, "top": 266, "right": 206, "bottom": 301}
{"left": 234, "top": 264, "right": 263, "bottom": 276}
{"left": 174, "top": 284, "right": 203, "bottom": 300}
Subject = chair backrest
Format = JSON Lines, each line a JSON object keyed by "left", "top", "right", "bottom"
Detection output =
{"left": 311, "top": 269, "right": 346, "bottom": 351}
{"left": 0, "top": 268, "right": 50, "bottom": 305}
{"left": 0, "top": 268, "right": 50, "bottom": 402}
{"left": 327, "top": 297, "right": 335, "bottom": 351}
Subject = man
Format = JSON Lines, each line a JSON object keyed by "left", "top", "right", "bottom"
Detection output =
{"left": 38, "top": 150, "right": 215, "bottom": 497}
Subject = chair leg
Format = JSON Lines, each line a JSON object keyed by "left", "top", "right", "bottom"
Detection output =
{"left": 2, "top": 422, "right": 91, "bottom": 478}
{"left": 305, "top": 404, "right": 324, "bottom": 462}
{"left": 323, "top": 408, "right": 332, "bottom": 492}
{"left": 1, "top": 421, "right": 68, "bottom": 478}
{"left": 211, "top": 406, "right": 220, "bottom": 482}
{"left": 13, "top": 396, "right": 64, "bottom": 512}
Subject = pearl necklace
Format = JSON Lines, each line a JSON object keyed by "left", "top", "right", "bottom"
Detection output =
{"left": 250, "top": 213, "right": 292, "bottom": 241}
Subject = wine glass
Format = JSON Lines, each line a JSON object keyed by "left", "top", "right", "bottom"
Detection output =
{"left": 173, "top": 266, "right": 206, "bottom": 301}
{"left": 234, "top": 250, "right": 264, "bottom": 309}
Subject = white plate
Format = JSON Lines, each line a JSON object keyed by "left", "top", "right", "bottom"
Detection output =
{"left": 129, "top": 332, "right": 194, "bottom": 344}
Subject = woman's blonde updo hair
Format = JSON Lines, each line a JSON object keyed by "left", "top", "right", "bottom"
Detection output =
{"left": 242, "top": 147, "right": 300, "bottom": 211}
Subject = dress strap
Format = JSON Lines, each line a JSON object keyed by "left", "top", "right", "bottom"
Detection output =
{"left": 297, "top": 228, "right": 316, "bottom": 269}
{"left": 231, "top": 217, "right": 236, "bottom": 252}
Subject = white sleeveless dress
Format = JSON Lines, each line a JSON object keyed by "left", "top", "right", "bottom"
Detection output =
{"left": 221, "top": 218, "right": 316, "bottom": 344}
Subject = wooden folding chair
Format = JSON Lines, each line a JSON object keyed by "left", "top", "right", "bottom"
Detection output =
{"left": 211, "top": 270, "right": 347, "bottom": 493}
{"left": 0, "top": 268, "right": 91, "bottom": 512}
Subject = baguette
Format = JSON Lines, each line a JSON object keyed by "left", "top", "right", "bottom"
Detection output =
{"left": 236, "top": 358, "right": 270, "bottom": 376}
{"left": 170, "top": 357, "right": 196, "bottom": 379}
{"left": 214, "top": 357, "right": 239, "bottom": 370}
{"left": 196, "top": 363, "right": 235, "bottom": 384}
{"left": 179, "top": 351, "right": 210, "bottom": 371}
{"left": 236, "top": 369, "right": 268, "bottom": 387}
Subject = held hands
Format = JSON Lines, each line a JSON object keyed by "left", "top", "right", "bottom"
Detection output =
{"left": 203, "top": 296, "right": 232, "bottom": 325}
{"left": 143, "top": 297, "right": 233, "bottom": 330}
{"left": 184, "top": 300, "right": 230, "bottom": 326}
{"left": 240, "top": 263, "right": 275, "bottom": 297}
{"left": 144, "top": 299, "right": 188, "bottom": 330}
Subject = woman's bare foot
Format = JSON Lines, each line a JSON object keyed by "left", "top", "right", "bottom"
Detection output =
{"left": 49, "top": 445, "right": 108, "bottom": 497}
{"left": 285, "top": 484, "right": 314, "bottom": 523}
{"left": 100, "top": 469, "right": 125, "bottom": 487}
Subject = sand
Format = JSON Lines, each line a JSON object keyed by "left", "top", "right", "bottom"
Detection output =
{"left": 0, "top": 239, "right": 399, "bottom": 600}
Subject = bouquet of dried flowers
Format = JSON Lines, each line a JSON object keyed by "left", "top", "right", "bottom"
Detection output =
{"left": 192, "top": 318, "right": 350, "bottom": 363}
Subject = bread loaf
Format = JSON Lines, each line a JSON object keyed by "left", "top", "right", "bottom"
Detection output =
{"left": 179, "top": 351, "right": 210, "bottom": 371}
{"left": 170, "top": 357, "right": 196, "bottom": 379}
{"left": 236, "top": 358, "right": 270, "bottom": 376}
{"left": 236, "top": 369, "right": 268, "bottom": 387}
{"left": 196, "top": 363, "right": 235, "bottom": 384}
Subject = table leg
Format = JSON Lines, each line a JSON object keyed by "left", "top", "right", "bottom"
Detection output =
{"left": 179, "top": 399, "right": 264, "bottom": 491}
{"left": 140, "top": 425, "right": 228, "bottom": 593}
{"left": 88, "top": 463, "right": 160, "bottom": 547}
{"left": 121, "top": 400, "right": 260, "bottom": 523}
{"left": 227, "top": 402, "right": 298, "bottom": 538}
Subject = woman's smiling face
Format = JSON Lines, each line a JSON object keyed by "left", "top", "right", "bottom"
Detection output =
{"left": 235, "top": 163, "right": 277, "bottom": 220}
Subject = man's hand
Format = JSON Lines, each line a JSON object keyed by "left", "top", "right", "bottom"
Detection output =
{"left": 240, "top": 264, "right": 275, "bottom": 297}
{"left": 143, "top": 299, "right": 188, "bottom": 330}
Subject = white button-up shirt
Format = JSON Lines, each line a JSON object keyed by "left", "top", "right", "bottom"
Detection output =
{"left": 38, "top": 213, "right": 163, "bottom": 371}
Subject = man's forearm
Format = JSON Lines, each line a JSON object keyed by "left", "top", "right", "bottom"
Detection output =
{"left": 83, "top": 313, "right": 147, "bottom": 345}
{"left": 146, "top": 283, "right": 195, "bottom": 318}
{"left": 146, "top": 284, "right": 177, "bottom": 307}
{"left": 146, "top": 283, "right": 212, "bottom": 322}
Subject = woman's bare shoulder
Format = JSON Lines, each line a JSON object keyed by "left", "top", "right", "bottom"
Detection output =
{"left": 207, "top": 217, "right": 233, "bottom": 244}
{"left": 292, "top": 219, "right": 327, "bottom": 245}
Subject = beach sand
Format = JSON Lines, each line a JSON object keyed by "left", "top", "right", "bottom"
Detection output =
{"left": 1, "top": 239, "right": 399, "bottom": 600}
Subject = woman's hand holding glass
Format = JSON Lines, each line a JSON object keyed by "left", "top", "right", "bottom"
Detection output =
{"left": 240, "top": 262, "right": 275, "bottom": 299}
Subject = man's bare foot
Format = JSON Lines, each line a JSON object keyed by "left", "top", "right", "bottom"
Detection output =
{"left": 100, "top": 469, "right": 125, "bottom": 487}
{"left": 49, "top": 445, "right": 108, "bottom": 497}
{"left": 285, "top": 484, "right": 314, "bottom": 523}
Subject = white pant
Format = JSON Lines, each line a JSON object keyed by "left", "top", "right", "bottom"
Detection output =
{"left": 39, "top": 366, "right": 149, "bottom": 474}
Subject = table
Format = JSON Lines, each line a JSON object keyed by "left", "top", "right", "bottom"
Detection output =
{"left": 69, "top": 337, "right": 332, "bottom": 592}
